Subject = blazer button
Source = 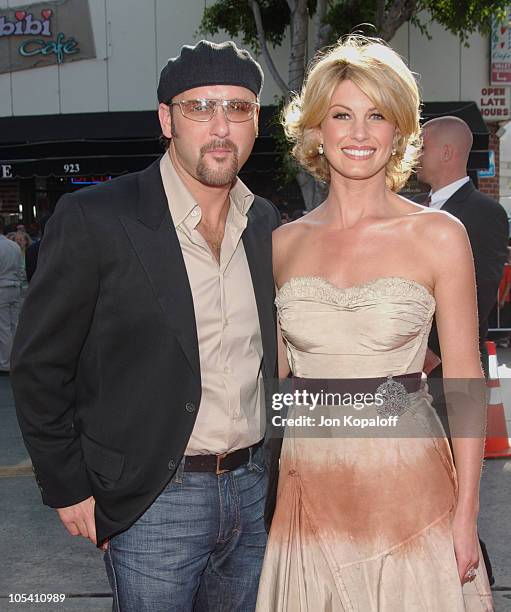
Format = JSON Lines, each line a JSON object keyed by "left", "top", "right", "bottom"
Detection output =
{"left": 168, "top": 459, "right": 176, "bottom": 470}
{"left": 185, "top": 402, "right": 196, "bottom": 413}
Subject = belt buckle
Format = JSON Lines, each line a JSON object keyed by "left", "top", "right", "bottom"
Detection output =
{"left": 375, "top": 375, "right": 410, "bottom": 417}
{"left": 216, "top": 452, "right": 229, "bottom": 475}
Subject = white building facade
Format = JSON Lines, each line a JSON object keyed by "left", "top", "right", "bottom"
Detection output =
{"left": 0, "top": 0, "right": 508, "bottom": 218}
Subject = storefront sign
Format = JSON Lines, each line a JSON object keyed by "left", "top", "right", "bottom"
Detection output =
{"left": 478, "top": 150, "right": 496, "bottom": 178}
{"left": 480, "top": 87, "right": 511, "bottom": 121}
{"left": 491, "top": 7, "right": 511, "bottom": 85}
{"left": 0, "top": 0, "right": 95, "bottom": 74}
{"left": 70, "top": 176, "right": 112, "bottom": 185}
{"left": 0, "top": 164, "right": 13, "bottom": 178}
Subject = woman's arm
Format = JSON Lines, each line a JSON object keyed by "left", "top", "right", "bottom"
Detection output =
{"left": 428, "top": 214, "right": 485, "bottom": 583}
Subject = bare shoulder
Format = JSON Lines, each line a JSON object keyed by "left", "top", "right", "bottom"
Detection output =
{"left": 273, "top": 215, "right": 313, "bottom": 251}
{"left": 392, "top": 192, "right": 465, "bottom": 238}
{"left": 273, "top": 215, "right": 315, "bottom": 280}
{"left": 418, "top": 208, "right": 467, "bottom": 246}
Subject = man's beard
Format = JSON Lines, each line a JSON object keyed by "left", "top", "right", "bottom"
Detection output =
{"left": 196, "top": 139, "right": 239, "bottom": 187}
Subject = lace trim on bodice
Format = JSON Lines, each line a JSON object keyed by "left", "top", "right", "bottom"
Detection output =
{"left": 276, "top": 276, "right": 436, "bottom": 312}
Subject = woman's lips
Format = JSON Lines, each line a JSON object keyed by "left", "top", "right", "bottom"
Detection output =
{"left": 341, "top": 147, "right": 376, "bottom": 160}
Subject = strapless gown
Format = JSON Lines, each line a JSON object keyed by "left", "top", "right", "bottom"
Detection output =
{"left": 256, "top": 277, "right": 493, "bottom": 612}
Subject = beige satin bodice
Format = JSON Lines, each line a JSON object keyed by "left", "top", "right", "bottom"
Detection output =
{"left": 276, "top": 276, "right": 436, "bottom": 379}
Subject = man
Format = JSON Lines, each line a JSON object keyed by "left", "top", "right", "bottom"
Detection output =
{"left": 418, "top": 116, "right": 508, "bottom": 376}
{"left": 12, "top": 40, "right": 280, "bottom": 611}
{"left": 417, "top": 116, "right": 508, "bottom": 587}
{"left": 0, "top": 216, "right": 24, "bottom": 374}
{"left": 25, "top": 214, "right": 51, "bottom": 282}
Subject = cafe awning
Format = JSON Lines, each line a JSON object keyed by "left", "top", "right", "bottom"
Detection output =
{"left": 0, "top": 102, "right": 491, "bottom": 179}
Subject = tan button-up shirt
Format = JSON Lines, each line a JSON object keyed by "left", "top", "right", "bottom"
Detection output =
{"left": 160, "top": 153, "right": 264, "bottom": 455}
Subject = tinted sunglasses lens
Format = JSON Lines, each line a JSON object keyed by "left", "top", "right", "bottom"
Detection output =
{"left": 180, "top": 100, "right": 216, "bottom": 121}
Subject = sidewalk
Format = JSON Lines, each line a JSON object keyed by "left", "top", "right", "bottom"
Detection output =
{"left": 0, "top": 378, "right": 111, "bottom": 612}
{"left": 1, "top": 371, "right": 510, "bottom": 611}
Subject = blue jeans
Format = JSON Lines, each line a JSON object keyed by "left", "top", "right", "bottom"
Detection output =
{"left": 105, "top": 448, "right": 268, "bottom": 612}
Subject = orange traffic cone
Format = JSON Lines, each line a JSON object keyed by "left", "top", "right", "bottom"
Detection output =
{"left": 485, "top": 340, "right": 511, "bottom": 458}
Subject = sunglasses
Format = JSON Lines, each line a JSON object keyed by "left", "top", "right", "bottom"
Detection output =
{"left": 169, "top": 98, "right": 259, "bottom": 123}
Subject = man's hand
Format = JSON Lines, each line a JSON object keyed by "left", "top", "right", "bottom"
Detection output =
{"left": 56, "top": 496, "right": 108, "bottom": 550}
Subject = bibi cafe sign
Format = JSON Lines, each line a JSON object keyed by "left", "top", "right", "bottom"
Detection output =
{"left": 0, "top": 0, "right": 95, "bottom": 74}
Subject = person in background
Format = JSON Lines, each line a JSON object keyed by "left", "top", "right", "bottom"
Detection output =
{"left": 25, "top": 215, "right": 51, "bottom": 282}
{"left": 417, "top": 116, "right": 508, "bottom": 589}
{"left": 14, "top": 230, "right": 32, "bottom": 255}
{"left": 417, "top": 116, "right": 508, "bottom": 377}
{"left": 0, "top": 217, "right": 24, "bottom": 374}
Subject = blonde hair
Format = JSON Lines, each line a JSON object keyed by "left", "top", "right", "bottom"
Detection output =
{"left": 283, "top": 35, "right": 422, "bottom": 191}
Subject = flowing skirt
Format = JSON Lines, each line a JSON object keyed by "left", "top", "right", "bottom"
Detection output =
{"left": 256, "top": 390, "right": 493, "bottom": 612}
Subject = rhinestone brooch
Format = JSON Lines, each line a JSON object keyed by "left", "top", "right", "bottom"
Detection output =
{"left": 375, "top": 376, "right": 410, "bottom": 417}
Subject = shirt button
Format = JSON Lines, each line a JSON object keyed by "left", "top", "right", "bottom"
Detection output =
{"left": 185, "top": 402, "right": 196, "bottom": 413}
{"left": 168, "top": 459, "right": 176, "bottom": 470}
{"left": 224, "top": 366, "right": 230, "bottom": 374}
{"left": 191, "top": 209, "right": 200, "bottom": 217}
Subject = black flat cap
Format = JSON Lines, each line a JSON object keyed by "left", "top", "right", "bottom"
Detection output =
{"left": 157, "top": 40, "right": 264, "bottom": 103}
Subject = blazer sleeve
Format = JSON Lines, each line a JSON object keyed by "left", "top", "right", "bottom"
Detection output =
{"left": 469, "top": 202, "right": 509, "bottom": 335}
{"left": 11, "top": 193, "right": 99, "bottom": 508}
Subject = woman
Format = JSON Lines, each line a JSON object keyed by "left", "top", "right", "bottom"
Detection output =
{"left": 256, "top": 37, "right": 492, "bottom": 611}
{"left": 13, "top": 229, "right": 32, "bottom": 255}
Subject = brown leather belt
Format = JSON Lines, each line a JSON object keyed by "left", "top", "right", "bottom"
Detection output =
{"left": 184, "top": 439, "right": 264, "bottom": 475}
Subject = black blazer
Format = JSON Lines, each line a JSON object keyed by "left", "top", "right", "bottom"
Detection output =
{"left": 11, "top": 158, "right": 280, "bottom": 544}
{"left": 419, "top": 180, "right": 508, "bottom": 367}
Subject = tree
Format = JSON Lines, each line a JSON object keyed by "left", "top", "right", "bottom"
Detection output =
{"left": 200, "top": 0, "right": 508, "bottom": 208}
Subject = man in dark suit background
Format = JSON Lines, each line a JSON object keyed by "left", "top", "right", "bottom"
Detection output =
{"left": 418, "top": 116, "right": 508, "bottom": 377}
{"left": 417, "top": 115, "right": 508, "bottom": 586}
{"left": 11, "top": 40, "right": 279, "bottom": 612}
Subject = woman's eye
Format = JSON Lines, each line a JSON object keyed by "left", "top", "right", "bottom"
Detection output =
{"left": 333, "top": 112, "right": 350, "bottom": 119}
{"left": 371, "top": 113, "right": 385, "bottom": 120}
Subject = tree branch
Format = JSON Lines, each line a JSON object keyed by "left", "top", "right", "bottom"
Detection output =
{"left": 380, "top": 0, "right": 417, "bottom": 41}
{"left": 314, "top": 0, "right": 333, "bottom": 51}
{"left": 287, "top": 0, "right": 309, "bottom": 91}
{"left": 249, "top": 0, "right": 289, "bottom": 96}
{"left": 376, "top": 0, "right": 386, "bottom": 32}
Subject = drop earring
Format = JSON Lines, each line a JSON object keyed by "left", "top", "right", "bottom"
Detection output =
{"left": 318, "top": 143, "right": 324, "bottom": 155}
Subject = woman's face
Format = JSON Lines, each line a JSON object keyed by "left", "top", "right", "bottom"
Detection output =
{"left": 318, "top": 79, "right": 397, "bottom": 184}
{"left": 15, "top": 233, "right": 27, "bottom": 249}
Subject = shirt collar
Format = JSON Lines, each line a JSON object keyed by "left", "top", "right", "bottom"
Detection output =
{"left": 159, "top": 152, "right": 254, "bottom": 228}
{"left": 430, "top": 176, "right": 470, "bottom": 208}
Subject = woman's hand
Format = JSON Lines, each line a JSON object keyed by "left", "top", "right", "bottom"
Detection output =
{"left": 452, "top": 509, "right": 480, "bottom": 585}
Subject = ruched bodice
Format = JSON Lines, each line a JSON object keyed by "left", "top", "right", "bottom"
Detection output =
{"left": 276, "top": 276, "right": 436, "bottom": 378}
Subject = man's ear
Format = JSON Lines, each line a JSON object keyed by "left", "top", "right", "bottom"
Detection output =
{"left": 442, "top": 144, "right": 453, "bottom": 162}
{"left": 158, "top": 103, "right": 172, "bottom": 139}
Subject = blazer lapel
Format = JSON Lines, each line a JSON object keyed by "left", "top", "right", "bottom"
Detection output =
{"left": 441, "top": 180, "right": 475, "bottom": 217}
{"left": 120, "top": 159, "right": 201, "bottom": 382}
{"left": 243, "top": 205, "right": 276, "bottom": 379}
